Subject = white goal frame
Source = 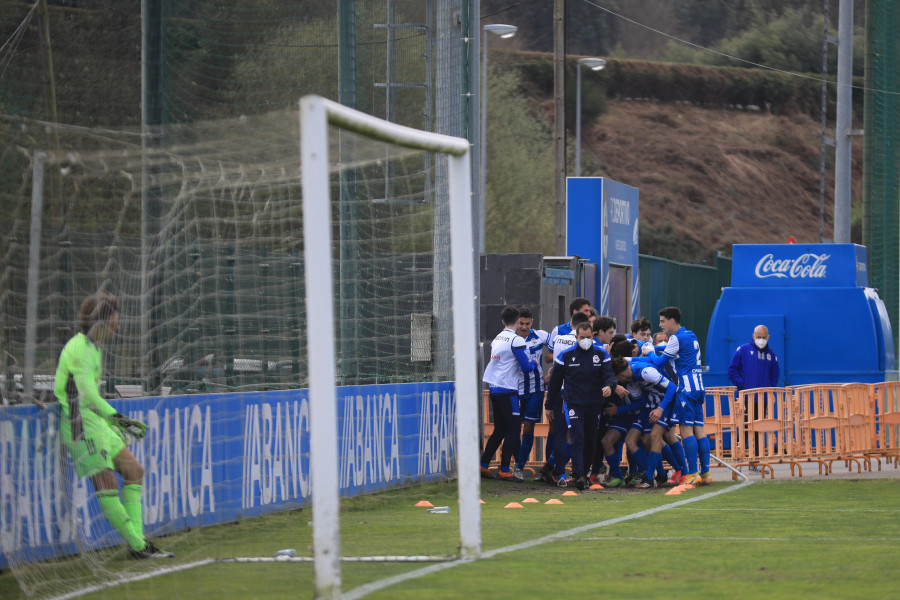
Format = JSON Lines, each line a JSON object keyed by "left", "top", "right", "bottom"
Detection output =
{"left": 299, "top": 95, "right": 480, "bottom": 599}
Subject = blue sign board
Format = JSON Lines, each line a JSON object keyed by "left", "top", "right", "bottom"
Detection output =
{"left": 566, "top": 177, "right": 640, "bottom": 321}
{"left": 0, "top": 382, "right": 456, "bottom": 568}
{"left": 731, "top": 243, "right": 868, "bottom": 288}
{"left": 706, "top": 244, "right": 894, "bottom": 388}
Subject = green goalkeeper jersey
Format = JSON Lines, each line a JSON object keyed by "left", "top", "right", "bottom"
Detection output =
{"left": 54, "top": 333, "right": 118, "bottom": 440}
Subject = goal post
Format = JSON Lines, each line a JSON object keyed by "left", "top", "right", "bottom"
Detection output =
{"left": 299, "top": 95, "right": 480, "bottom": 598}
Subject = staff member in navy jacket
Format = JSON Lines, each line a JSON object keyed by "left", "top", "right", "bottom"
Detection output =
{"left": 727, "top": 324, "right": 780, "bottom": 391}
{"left": 728, "top": 324, "right": 780, "bottom": 464}
{"left": 545, "top": 321, "right": 622, "bottom": 489}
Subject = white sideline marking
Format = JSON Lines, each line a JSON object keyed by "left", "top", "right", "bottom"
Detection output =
{"left": 578, "top": 535, "right": 899, "bottom": 542}
{"left": 343, "top": 479, "right": 754, "bottom": 600}
{"left": 223, "top": 555, "right": 455, "bottom": 563}
{"left": 47, "top": 559, "right": 215, "bottom": 600}
{"left": 684, "top": 507, "right": 900, "bottom": 512}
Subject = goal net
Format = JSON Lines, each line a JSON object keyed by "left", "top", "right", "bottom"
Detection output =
{"left": 0, "top": 99, "right": 479, "bottom": 598}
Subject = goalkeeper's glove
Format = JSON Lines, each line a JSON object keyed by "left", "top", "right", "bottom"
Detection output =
{"left": 110, "top": 413, "right": 147, "bottom": 440}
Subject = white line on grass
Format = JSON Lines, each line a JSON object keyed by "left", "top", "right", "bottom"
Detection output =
{"left": 343, "top": 479, "right": 754, "bottom": 600}
{"left": 681, "top": 507, "right": 900, "bottom": 512}
{"left": 577, "top": 535, "right": 899, "bottom": 542}
{"left": 46, "top": 559, "right": 216, "bottom": 600}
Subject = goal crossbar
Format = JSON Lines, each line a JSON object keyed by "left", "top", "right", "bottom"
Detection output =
{"left": 298, "top": 95, "right": 480, "bottom": 600}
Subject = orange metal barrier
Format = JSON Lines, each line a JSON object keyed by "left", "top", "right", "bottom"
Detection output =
{"left": 872, "top": 381, "right": 900, "bottom": 468}
{"left": 480, "top": 382, "right": 900, "bottom": 479}
{"left": 838, "top": 383, "right": 879, "bottom": 471}
{"left": 704, "top": 386, "right": 741, "bottom": 463}
{"left": 731, "top": 387, "right": 800, "bottom": 478}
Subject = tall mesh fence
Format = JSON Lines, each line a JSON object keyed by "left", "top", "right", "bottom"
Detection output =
{"left": 863, "top": 0, "right": 900, "bottom": 365}
{"left": 0, "top": 0, "right": 472, "bottom": 399}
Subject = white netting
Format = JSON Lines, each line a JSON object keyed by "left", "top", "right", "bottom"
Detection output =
{"left": 0, "top": 105, "right": 473, "bottom": 599}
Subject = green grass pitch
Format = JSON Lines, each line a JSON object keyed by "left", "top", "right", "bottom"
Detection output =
{"left": 2, "top": 477, "right": 898, "bottom": 599}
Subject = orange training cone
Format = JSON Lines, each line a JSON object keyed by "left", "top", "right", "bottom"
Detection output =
{"left": 504, "top": 502, "right": 524, "bottom": 509}
{"left": 414, "top": 501, "right": 434, "bottom": 507}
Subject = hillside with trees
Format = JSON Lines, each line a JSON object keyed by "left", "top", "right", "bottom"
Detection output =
{"left": 481, "top": 0, "right": 867, "bottom": 263}
{"left": 482, "top": 55, "right": 864, "bottom": 264}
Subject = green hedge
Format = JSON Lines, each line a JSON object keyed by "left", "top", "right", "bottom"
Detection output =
{"left": 507, "top": 51, "right": 864, "bottom": 118}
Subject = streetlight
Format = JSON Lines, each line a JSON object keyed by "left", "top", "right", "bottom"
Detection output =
{"left": 575, "top": 57, "right": 606, "bottom": 177}
{"left": 479, "top": 23, "right": 517, "bottom": 254}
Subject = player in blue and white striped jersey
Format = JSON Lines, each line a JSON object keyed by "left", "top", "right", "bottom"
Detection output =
{"left": 513, "top": 307, "right": 549, "bottom": 480}
{"left": 629, "top": 317, "right": 656, "bottom": 357}
{"left": 544, "top": 297, "right": 592, "bottom": 363}
{"left": 612, "top": 357, "right": 687, "bottom": 487}
{"left": 645, "top": 306, "right": 711, "bottom": 486}
{"left": 481, "top": 306, "right": 537, "bottom": 482}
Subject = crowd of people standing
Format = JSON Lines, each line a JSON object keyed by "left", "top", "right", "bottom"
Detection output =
{"left": 479, "top": 298, "right": 715, "bottom": 489}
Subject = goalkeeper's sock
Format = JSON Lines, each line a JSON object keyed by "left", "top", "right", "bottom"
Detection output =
{"left": 97, "top": 489, "right": 145, "bottom": 551}
{"left": 122, "top": 483, "right": 144, "bottom": 541}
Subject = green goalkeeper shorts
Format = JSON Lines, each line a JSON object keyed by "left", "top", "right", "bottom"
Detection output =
{"left": 62, "top": 415, "right": 126, "bottom": 478}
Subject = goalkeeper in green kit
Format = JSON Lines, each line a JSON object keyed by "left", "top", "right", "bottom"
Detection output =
{"left": 54, "top": 293, "right": 174, "bottom": 559}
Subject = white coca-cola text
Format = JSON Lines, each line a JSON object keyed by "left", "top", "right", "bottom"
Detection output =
{"left": 754, "top": 253, "right": 830, "bottom": 279}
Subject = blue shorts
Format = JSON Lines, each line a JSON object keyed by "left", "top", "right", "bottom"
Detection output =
{"left": 519, "top": 391, "right": 545, "bottom": 423}
{"left": 654, "top": 402, "right": 677, "bottom": 430}
{"left": 607, "top": 412, "right": 638, "bottom": 435}
{"left": 674, "top": 389, "right": 705, "bottom": 427}
{"left": 632, "top": 408, "right": 654, "bottom": 434}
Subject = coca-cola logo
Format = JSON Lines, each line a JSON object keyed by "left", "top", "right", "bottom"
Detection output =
{"left": 754, "top": 253, "right": 830, "bottom": 279}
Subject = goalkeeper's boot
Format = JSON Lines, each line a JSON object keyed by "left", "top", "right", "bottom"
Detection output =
{"left": 129, "top": 541, "right": 175, "bottom": 559}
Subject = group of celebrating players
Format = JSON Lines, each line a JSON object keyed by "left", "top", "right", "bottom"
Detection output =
{"left": 480, "top": 298, "right": 712, "bottom": 491}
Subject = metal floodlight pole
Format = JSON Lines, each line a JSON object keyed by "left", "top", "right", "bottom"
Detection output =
{"left": 575, "top": 57, "right": 606, "bottom": 178}
{"left": 833, "top": 0, "right": 854, "bottom": 243}
{"left": 480, "top": 23, "right": 516, "bottom": 254}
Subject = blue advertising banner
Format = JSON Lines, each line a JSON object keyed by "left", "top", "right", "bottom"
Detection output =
{"left": 566, "top": 177, "right": 640, "bottom": 322}
{"left": 0, "top": 382, "right": 456, "bottom": 567}
{"left": 731, "top": 243, "right": 868, "bottom": 288}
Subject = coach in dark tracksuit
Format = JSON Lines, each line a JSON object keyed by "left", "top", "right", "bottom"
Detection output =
{"left": 545, "top": 322, "right": 621, "bottom": 489}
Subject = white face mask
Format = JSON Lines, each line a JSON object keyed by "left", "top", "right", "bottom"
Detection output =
{"left": 754, "top": 337, "right": 768, "bottom": 350}
{"left": 578, "top": 338, "right": 593, "bottom": 351}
